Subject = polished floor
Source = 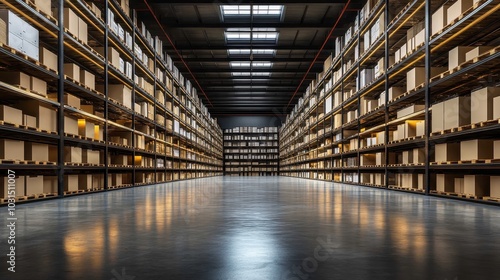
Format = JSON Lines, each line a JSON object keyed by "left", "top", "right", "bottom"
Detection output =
{"left": 2, "top": 176, "right": 500, "bottom": 279}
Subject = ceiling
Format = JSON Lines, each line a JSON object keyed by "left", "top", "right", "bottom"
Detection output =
{"left": 131, "top": 0, "right": 363, "bottom": 117}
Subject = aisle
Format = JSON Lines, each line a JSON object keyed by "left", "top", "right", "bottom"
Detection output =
{"left": 2, "top": 176, "right": 500, "bottom": 280}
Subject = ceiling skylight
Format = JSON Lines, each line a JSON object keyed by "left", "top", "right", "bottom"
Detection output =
{"left": 232, "top": 72, "right": 271, "bottom": 77}
{"left": 221, "top": 5, "right": 284, "bottom": 18}
{"left": 225, "top": 29, "right": 279, "bottom": 42}
{"left": 227, "top": 49, "right": 276, "bottom": 56}
{"left": 230, "top": 62, "right": 273, "bottom": 68}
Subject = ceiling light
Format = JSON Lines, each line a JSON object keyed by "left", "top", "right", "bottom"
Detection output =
{"left": 230, "top": 62, "right": 251, "bottom": 68}
{"left": 221, "top": 5, "right": 284, "bottom": 18}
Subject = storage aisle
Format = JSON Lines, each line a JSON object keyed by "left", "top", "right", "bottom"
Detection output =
{"left": 2, "top": 176, "right": 500, "bottom": 279}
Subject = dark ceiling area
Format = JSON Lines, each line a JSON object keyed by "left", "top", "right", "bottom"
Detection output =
{"left": 131, "top": 0, "right": 364, "bottom": 117}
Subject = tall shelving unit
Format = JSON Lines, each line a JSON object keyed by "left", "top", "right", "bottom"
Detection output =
{"left": 0, "top": 0, "right": 223, "bottom": 204}
{"left": 280, "top": 0, "right": 500, "bottom": 204}
{"left": 223, "top": 127, "right": 279, "bottom": 176}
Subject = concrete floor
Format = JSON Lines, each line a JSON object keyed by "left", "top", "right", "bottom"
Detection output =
{"left": 1, "top": 176, "right": 500, "bottom": 280}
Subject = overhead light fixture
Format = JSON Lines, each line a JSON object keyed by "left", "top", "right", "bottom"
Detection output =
{"left": 225, "top": 28, "right": 279, "bottom": 43}
{"left": 232, "top": 72, "right": 271, "bottom": 76}
{"left": 221, "top": 5, "right": 284, "bottom": 18}
{"left": 230, "top": 62, "right": 251, "bottom": 68}
{"left": 230, "top": 62, "right": 273, "bottom": 68}
{"left": 227, "top": 49, "right": 276, "bottom": 56}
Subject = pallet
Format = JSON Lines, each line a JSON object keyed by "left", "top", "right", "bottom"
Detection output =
{"left": 22, "top": 0, "right": 58, "bottom": 24}
{"left": 64, "top": 132, "right": 84, "bottom": 139}
{"left": 483, "top": 197, "right": 500, "bottom": 203}
{"left": 430, "top": 161, "right": 460, "bottom": 165}
{"left": 0, "top": 159, "right": 31, "bottom": 164}
{"left": 389, "top": 185, "right": 424, "bottom": 193}
{"left": 64, "top": 190, "right": 85, "bottom": 195}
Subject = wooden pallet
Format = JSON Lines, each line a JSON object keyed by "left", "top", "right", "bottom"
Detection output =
{"left": 430, "top": 161, "right": 460, "bottom": 165}
{"left": 0, "top": 159, "right": 31, "bottom": 164}
{"left": 431, "top": 190, "right": 482, "bottom": 199}
{"left": 458, "top": 159, "right": 487, "bottom": 164}
{"left": 483, "top": 197, "right": 500, "bottom": 203}
{"left": 64, "top": 133, "right": 83, "bottom": 139}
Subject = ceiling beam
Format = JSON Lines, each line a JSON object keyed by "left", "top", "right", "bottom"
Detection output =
{"left": 171, "top": 67, "right": 322, "bottom": 73}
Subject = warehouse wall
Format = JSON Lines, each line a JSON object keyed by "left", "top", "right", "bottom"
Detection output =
{"left": 217, "top": 116, "right": 283, "bottom": 129}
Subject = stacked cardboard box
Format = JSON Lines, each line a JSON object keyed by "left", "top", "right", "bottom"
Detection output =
{"left": 1, "top": 176, "right": 25, "bottom": 198}
{"left": 0, "top": 105, "right": 23, "bottom": 124}
{"left": 0, "top": 139, "right": 24, "bottom": 160}
{"left": 0, "top": 10, "right": 39, "bottom": 60}
{"left": 447, "top": 0, "right": 474, "bottom": 25}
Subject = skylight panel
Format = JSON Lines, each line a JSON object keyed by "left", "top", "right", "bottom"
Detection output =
{"left": 253, "top": 5, "right": 284, "bottom": 15}
{"left": 252, "top": 62, "right": 273, "bottom": 68}
{"left": 230, "top": 62, "right": 251, "bottom": 68}
{"left": 221, "top": 5, "right": 251, "bottom": 16}
{"left": 228, "top": 49, "right": 252, "bottom": 55}
{"left": 221, "top": 5, "right": 284, "bottom": 18}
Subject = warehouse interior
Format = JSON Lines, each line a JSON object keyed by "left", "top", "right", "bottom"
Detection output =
{"left": 1, "top": 0, "right": 500, "bottom": 278}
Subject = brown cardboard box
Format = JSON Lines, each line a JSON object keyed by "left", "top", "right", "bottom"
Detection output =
{"left": 78, "top": 119, "right": 95, "bottom": 139}
{"left": 64, "top": 116, "right": 78, "bottom": 135}
{"left": 375, "top": 173, "right": 384, "bottom": 185}
{"left": 19, "top": 103, "right": 57, "bottom": 132}
{"left": 0, "top": 139, "right": 24, "bottom": 160}
{"left": 444, "top": 96, "right": 471, "bottom": 129}
{"left": 402, "top": 173, "right": 418, "bottom": 189}
{"left": 83, "top": 149, "right": 100, "bottom": 164}
{"left": 30, "top": 76, "right": 47, "bottom": 97}
{"left": 0, "top": 15, "right": 6, "bottom": 45}
{"left": 397, "top": 104, "right": 425, "bottom": 118}
{"left": 406, "top": 67, "right": 425, "bottom": 92}
{"left": 110, "top": 155, "right": 128, "bottom": 165}
{"left": 64, "top": 146, "right": 82, "bottom": 163}
{"left": 111, "top": 174, "right": 123, "bottom": 186}
{"left": 416, "top": 121, "right": 425, "bottom": 136}
{"left": 417, "top": 174, "right": 425, "bottom": 190}
{"left": 464, "top": 175, "right": 489, "bottom": 196}
{"left": 465, "top": 46, "right": 493, "bottom": 61}
{"left": 65, "top": 175, "right": 78, "bottom": 192}
{"left": 107, "top": 84, "right": 132, "bottom": 108}
{"left": 491, "top": 176, "right": 500, "bottom": 198}
{"left": 25, "top": 175, "right": 43, "bottom": 195}
{"left": 78, "top": 174, "right": 92, "bottom": 190}
{"left": 437, "top": 174, "right": 458, "bottom": 192}
{"left": 39, "top": 47, "right": 58, "bottom": 70}
{"left": 1, "top": 176, "right": 25, "bottom": 198}
{"left": 43, "top": 176, "right": 57, "bottom": 194}
{"left": 64, "top": 8, "right": 79, "bottom": 36}
{"left": 494, "top": 140, "right": 500, "bottom": 159}
{"left": 448, "top": 46, "right": 475, "bottom": 70}
{"left": 413, "top": 148, "right": 426, "bottom": 164}
{"left": 96, "top": 47, "right": 120, "bottom": 68}
{"left": 64, "top": 63, "right": 80, "bottom": 83}
{"left": 25, "top": 142, "right": 49, "bottom": 161}
{"left": 447, "top": 0, "right": 474, "bottom": 25}
{"left": 360, "top": 154, "right": 376, "bottom": 166}
{"left": 397, "top": 121, "right": 417, "bottom": 140}
{"left": 0, "top": 71, "right": 30, "bottom": 89}
{"left": 34, "top": 0, "right": 51, "bottom": 16}
{"left": 460, "top": 139, "right": 493, "bottom": 161}
{"left": 80, "top": 105, "right": 94, "bottom": 114}
{"left": 431, "top": 102, "right": 444, "bottom": 132}
{"left": 454, "top": 178, "right": 464, "bottom": 194}
{"left": 470, "top": 87, "right": 500, "bottom": 123}
{"left": 23, "top": 114, "right": 37, "bottom": 127}
{"left": 92, "top": 174, "right": 104, "bottom": 189}
{"left": 435, "top": 142, "right": 460, "bottom": 162}
{"left": 78, "top": 17, "right": 87, "bottom": 44}
{"left": 0, "top": 105, "right": 23, "bottom": 124}
{"left": 47, "top": 93, "right": 81, "bottom": 109}
{"left": 80, "top": 70, "right": 95, "bottom": 90}
{"left": 402, "top": 151, "right": 413, "bottom": 164}
{"left": 494, "top": 96, "right": 500, "bottom": 120}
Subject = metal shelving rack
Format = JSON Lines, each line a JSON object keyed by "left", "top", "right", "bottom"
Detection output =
{"left": 279, "top": 0, "right": 500, "bottom": 205}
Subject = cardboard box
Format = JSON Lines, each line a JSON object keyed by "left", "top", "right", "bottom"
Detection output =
{"left": 64, "top": 8, "right": 79, "bottom": 35}
{"left": 64, "top": 116, "right": 78, "bottom": 135}
{"left": 64, "top": 63, "right": 80, "bottom": 83}
{"left": 1, "top": 176, "right": 25, "bottom": 198}
{"left": 444, "top": 96, "right": 471, "bottom": 129}
{"left": 110, "top": 155, "right": 128, "bottom": 165}
{"left": 83, "top": 149, "right": 100, "bottom": 165}
{"left": 80, "top": 105, "right": 94, "bottom": 114}
{"left": 396, "top": 121, "right": 418, "bottom": 140}
{"left": 23, "top": 114, "right": 37, "bottom": 127}
{"left": 96, "top": 47, "right": 120, "bottom": 68}
{"left": 64, "top": 146, "right": 82, "bottom": 163}
{"left": 0, "top": 105, "right": 23, "bottom": 124}
{"left": 25, "top": 142, "right": 49, "bottom": 161}
{"left": 447, "top": 0, "right": 474, "bottom": 25}
{"left": 78, "top": 17, "right": 87, "bottom": 44}
{"left": 78, "top": 119, "right": 95, "bottom": 139}
{"left": 0, "top": 71, "right": 30, "bottom": 89}
{"left": 78, "top": 174, "right": 92, "bottom": 190}
{"left": 495, "top": 140, "right": 500, "bottom": 159}
{"left": 431, "top": 5, "right": 448, "bottom": 35}
{"left": 388, "top": 87, "right": 404, "bottom": 101}
{"left": 65, "top": 175, "right": 78, "bottom": 192}
{"left": 33, "top": 0, "right": 52, "bottom": 16}
{"left": 80, "top": 70, "right": 95, "bottom": 90}
{"left": 416, "top": 121, "right": 425, "bottom": 136}
{"left": 431, "top": 102, "right": 444, "bottom": 132}
{"left": 0, "top": 139, "right": 24, "bottom": 160}
{"left": 435, "top": 142, "right": 460, "bottom": 162}
{"left": 108, "top": 84, "right": 132, "bottom": 108}
{"left": 464, "top": 175, "right": 489, "bottom": 197}
{"left": 0, "top": 10, "right": 39, "bottom": 60}
{"left": 0, "top": 16, "right": 5, "bottom": 45}
{"left": 454, "top": 178, "right": 464, "bottom": 194}
{"left": 402, "top": 173, "right": 419, "bottom": 189}
{"left": 39, "top": 47, "right": 57, "bottom": 70}
{"left": 448, "top": 46, "right": 475, "bottom": 70}
{"left": 437, "top": 174, "right": 458, "bottom": 192}
{"left": 17, "top": 101, "right": 57, "bottom": 132}
{"left": 112, "top": 174, "right": 123, "bottom": 186}
{"left": 460, "top": 139, "right": 493, "bottom": 161}
{"left": 407, "top": 67, "right": 425, "bottom": 92}
{"left": 465, "top": 46, "right": 493, "bottom": 61}
{"left": 397, "top": 104, "right": 425, "bottom": 118}
{"left": 30, "top": 76, "right": 47, "bottom": 97}
{"left": 43, "top": 176, "right": 57, "bottom": 194}
{"left": 495, "top": 96, "right": 500, "bottom": 120}
{"left": 491, "top": 176, "right": 500, "bottom": 198}
{"left": 25, "top": 175, "right": 43, "bottom": 195}
{"left": 413, "top": 148, "right": 425, "bottom": 164}
{"left": 402, "top": 150, "right": 413, "bottom": 164}
{"left": 470, "top": 87, "right": 500, "bottom": 123}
